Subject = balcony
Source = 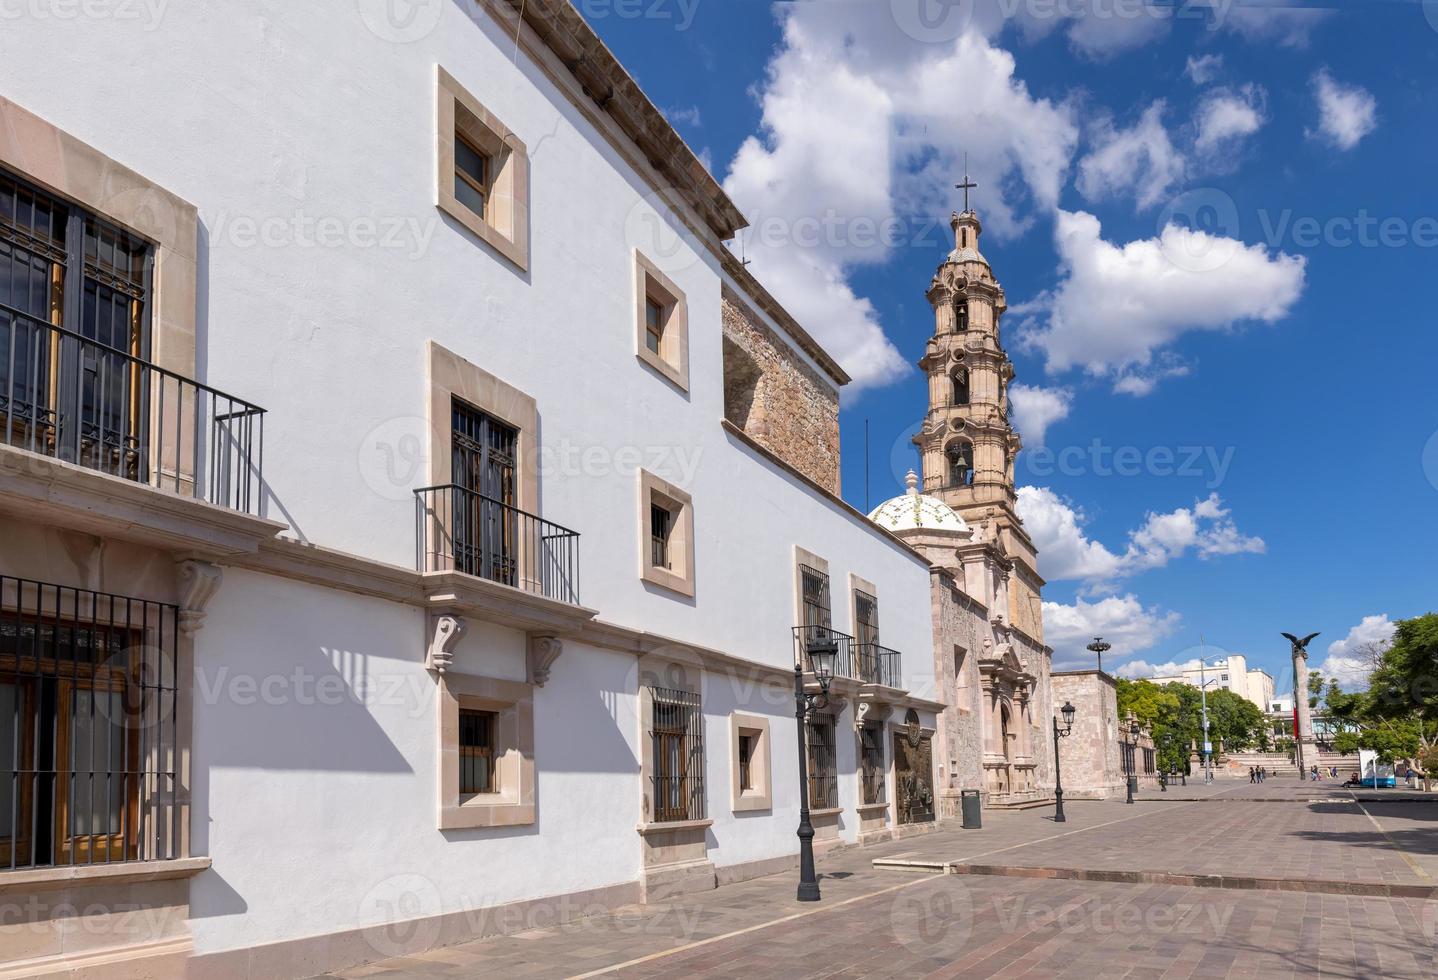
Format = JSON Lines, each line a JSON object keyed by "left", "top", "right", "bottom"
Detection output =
{"left": 855, "top": 642, "right": 903, "bottom": 689}
{"left": 792, "top": 624, "right": 857, "bottom": 680}
{"left": 1, "top": 304, "right": 265, "bottom": 516}
{"left": 414, "top": 484, "right": 580, "bottom": 605}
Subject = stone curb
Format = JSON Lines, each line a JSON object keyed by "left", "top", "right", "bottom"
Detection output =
{"left": 870, "top": 859, "right": 1438, "bottom": 900}
{"left": 1135, "top": 796, "right": 1435, "bottom": 804}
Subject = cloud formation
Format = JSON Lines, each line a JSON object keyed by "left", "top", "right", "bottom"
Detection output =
{"left": 1016, "top": 210, "right": 1306, "bottom": 391}
{"left": 1077, "top": 102, "right": 1185, "bottom": 210}
{"left": 1313, "top": 614, "right": 1395, "bottom": 690}
{"left": 722, "top": 15, "right": 1078, "bottom": 394}
{"left": 1007, "top": 383, "right": 1072, "bottom": 448}
{"left": 1309, "top": 69, "right": 1377, "bottom": 151}
{"left": 1016, "top": 488, "right": 1265, "bottom": 586}
{"left": 1045, "top": 594, "right": 1182, "bottom": 667}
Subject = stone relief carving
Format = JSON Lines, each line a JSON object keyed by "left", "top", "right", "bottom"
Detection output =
{"left": 176, "top": 559, "right": 223, "bottom": 636}
{"left": 527, "top": 635, "right": 564, "bottom": 687}
{"left": 426, "top": 614, "right": 466, "bottom": 673}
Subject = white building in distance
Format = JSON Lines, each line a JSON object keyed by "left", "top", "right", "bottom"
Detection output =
{"left": 1151, "top": 655, "right": 1276, "bottom": 713}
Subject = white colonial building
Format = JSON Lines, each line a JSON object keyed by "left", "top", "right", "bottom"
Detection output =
{"left": 0, "top": 2, "right": 947, "bottom": 976}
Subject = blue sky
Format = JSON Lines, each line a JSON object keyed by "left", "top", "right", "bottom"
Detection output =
{"left": 583, "top": 0, "right": 1438, "bottom": 691}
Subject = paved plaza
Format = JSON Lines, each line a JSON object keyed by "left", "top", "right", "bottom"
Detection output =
{"left": 320, "top": 779, "right": 1438, "bottom": 979}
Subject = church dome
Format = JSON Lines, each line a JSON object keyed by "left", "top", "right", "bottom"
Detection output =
{"left": 947, "top": 245, "right": 990, "bottom": 267}
{"left": 868, "top": 471, "right": 969, "bottom": 533}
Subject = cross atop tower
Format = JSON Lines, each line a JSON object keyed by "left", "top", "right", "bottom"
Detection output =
{"left": 954, "top": 154, "right": 977, "bottom": 212}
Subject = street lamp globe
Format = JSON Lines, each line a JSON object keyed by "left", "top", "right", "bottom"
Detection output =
{"left": 1061, "top": 701, "right": 1076, "bottom": 730}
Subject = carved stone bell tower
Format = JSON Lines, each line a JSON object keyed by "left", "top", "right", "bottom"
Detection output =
{"left": 913, "top": 203, "right": 1045, "bottom": 641}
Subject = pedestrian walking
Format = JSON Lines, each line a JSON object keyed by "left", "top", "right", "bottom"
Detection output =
{"left": 1249, "top": 766, "right": 1256, "bottom": 783}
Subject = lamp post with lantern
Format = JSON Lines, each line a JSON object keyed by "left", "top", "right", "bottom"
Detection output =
{"left": 794, "top": 634, "right": 838, "bottom": 902}
{"left": 1052, "top": 701, "right": 1077, "bottom": 823}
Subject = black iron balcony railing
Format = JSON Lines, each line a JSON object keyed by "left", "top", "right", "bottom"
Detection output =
{"left": 1, "top": 304, "right": 265, "bottom": 515}
{"left": 856, "top": 642, "right": 903, "bottom": 689}
{"left": 791, "top": 624, "right": 856, "bottom": 681}
{"left": 414, "top": 484, "right": 580, "bottom": 605}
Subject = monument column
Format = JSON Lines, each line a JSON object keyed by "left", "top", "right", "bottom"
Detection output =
{"left": 1283, "top": 632, "right": 1320, "bottom": 778}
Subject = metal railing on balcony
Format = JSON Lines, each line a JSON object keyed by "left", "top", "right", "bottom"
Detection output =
{"left": 855, "top": 642, "right": 903, "bottom": 689}
{"left": 414, "top": 484, "right": 580, "bottom": 605}
{"left": 791, "top": 624, "right": 856, "bottom": 681}
{"left": 1, "top": 304, "right": 265, "bottom": 515}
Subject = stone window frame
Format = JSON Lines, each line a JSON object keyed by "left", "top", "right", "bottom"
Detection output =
{"left": 638, "top": 469, "right": 695, "bottom": 598}
{"left": 792, "top": 547, "right": 831, "bottom": 631}
{"left": 437, "top": 672, "right": 535, "bottom": 830}
{"left": 729, "top": 712, "right": 772, "bottom": 812}
{"left": 633, "top": 251, "right": 690, "bottom": 391}
{"left": 436, "top": 66, "right": 530, "bottom": 272}
{"left": 849, "top": 573, "right": 878, "bottom": 645}
{"left": 0, "top": 97, "right": 197, "bottom": 382}
{"left": 426, "top": 340, "right": 538, "bottom": 509}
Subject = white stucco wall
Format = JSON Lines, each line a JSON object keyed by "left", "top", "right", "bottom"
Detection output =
{"left": 0, "top": 1, "right": 939, "bottom": 957}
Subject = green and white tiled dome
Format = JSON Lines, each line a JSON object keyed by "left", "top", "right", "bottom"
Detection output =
{"left": 867, "top": 471, "right": 969, "bottom": 533}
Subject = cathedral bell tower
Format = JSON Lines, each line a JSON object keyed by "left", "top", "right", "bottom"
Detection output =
{"left": 913, "top": 193, "right": 1045, "bottom": 641}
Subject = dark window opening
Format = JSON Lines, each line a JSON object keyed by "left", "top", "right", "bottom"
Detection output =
{"left": 854, "top": 590, "right": 878, "bottom": 648}
{"left": 738, "top": 732, "right": 757, "bottom": 792}
{"left": 645, "top": 296, "right": 665, "bottom": 355}
{"left": 650, "top": 503, "right": 673, "bottom": 570}
{"left": 450, "top": 400, "right": 519, "bottom": 584}
{"left": 454, "top": 135, "right": 491, "bottom": 218}
{"left": 458, "top": 709, "right": 496, "bottom": 796}
{"left": 951, "top": 368, "right": 969, "bottom": 406}
{"left": 861, "top": 723, "right": 886, "bottom": 805}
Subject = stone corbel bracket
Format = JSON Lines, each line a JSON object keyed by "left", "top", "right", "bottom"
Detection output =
{"left": 854, "top": 699, "right": 893, "bottom": 732}
{"left": 177, "top": 560, "right": 223, "bottom": 636}
{"left": 527, "top": 635, "right": 563, "bottom": 687}
{"left": 427, "top": 614, "right": 466, "bottom": 673}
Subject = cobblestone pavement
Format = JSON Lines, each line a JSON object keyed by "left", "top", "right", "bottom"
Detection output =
{"left": 321, "top": 780, "right": 1438, "bottom": 979}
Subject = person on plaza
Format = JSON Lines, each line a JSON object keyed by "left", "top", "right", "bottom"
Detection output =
{"left": 1249, "top": 766, "right": 1256, "bottom": 783}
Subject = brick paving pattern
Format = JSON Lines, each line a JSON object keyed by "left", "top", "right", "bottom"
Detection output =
{"left": 321, "top": 778, "right": 1438, "bottom": 979}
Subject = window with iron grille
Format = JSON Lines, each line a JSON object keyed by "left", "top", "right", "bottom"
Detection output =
{"left": 1, "top": 168, "right": 154, "bottom": 472}
{"left": 0, "top": 576, "right": 178, "bottom": 871}
{"left": 800, "top": 565, "right": 831, "bottom": 631}
{"left": 806, "top": 715, "right": 837, "bottom": 810}
{"left": 854, "top": 590, "right": 878, "bottom": 648}
{"left": 458, "top": 709, "right": 496, "bottom": 796}
{"left": 450, "top": 399, "right": 518, "bottom": 583}
{"left": 947, "top": 442, "right": 974, "bottom": 487}
{"left": 651, "top": 687, "right": 704, "bottom": 822}
{"left": 860, "top": 723, "right": 886, "bottom": 805}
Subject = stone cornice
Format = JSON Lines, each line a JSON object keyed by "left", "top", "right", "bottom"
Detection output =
{"left": 488, "top": 0, "right": 745, "bottom": 242}
{"left": 0, "top": 445, "right": 286, "bottom": 558}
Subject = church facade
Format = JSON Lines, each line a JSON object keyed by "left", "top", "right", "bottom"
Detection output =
{"left": 870, "top": 204, "right": 1055, "bottom": 809}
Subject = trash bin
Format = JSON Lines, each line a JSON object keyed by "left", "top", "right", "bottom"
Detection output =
{"left": 1128, "top": 775, "right": 1139, "bottom": 797}
{"left": 960, "top": 789, "right": 982, "bottom": 829}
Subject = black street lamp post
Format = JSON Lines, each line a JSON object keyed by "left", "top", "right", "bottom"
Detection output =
{"left": 1126, "top": 719, "right": 1140, "bottom": 804}
{"left": 795, "top": 636, "right": 837, "bottom": 902}
{"left": 1052, "top": 701, "right": 1076, "bottom": 823}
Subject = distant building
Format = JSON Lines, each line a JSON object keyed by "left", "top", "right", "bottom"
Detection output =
{"left": 1150, "top": 655, "right": 1275, "bottom": 713}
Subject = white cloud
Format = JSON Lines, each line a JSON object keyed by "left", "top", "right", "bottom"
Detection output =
{"left": 1045, "top": 594, "right": 1182, "bottom": 667}
{"left": 1064, "top": 7, "right": 1171, "bottom": 59}
{"left": 1017, "top": 488, "right": 1264, "bottom": 586}
{"left": 1313, "top": 614, "right": 1395, "bottom": 690}
{"left": 1017, "top": 210, "right": 1306, "bottom": 389}
{"left": 722, "top": 15, "right": 1078, "bottom": 393}
{"left": 1193, "top": 85, "right": 1266, "bottom": 161}
{"left": 1309, "top": 69, "right": 1377, "bottom": 151}
{"left": 1016, "top": 487, "right": 1124, "bottom": 583}
{"left": 1114, "top": 658, "right": 1200, "bottom": 679}
{"left": 1219, "top": 7, "right": 1331, "bottom": 48}
{"left": 1184, "top": 54, "right": 1224, "bottom": 85}
{"left": 1008, "top": 383, "right": 1072, "bottom": 447}
{"left": 666, "top": 105, "right": 702, "bottom": 128}
{"left": 1076, "top": 102, "right": 1185, "bottom": 210}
